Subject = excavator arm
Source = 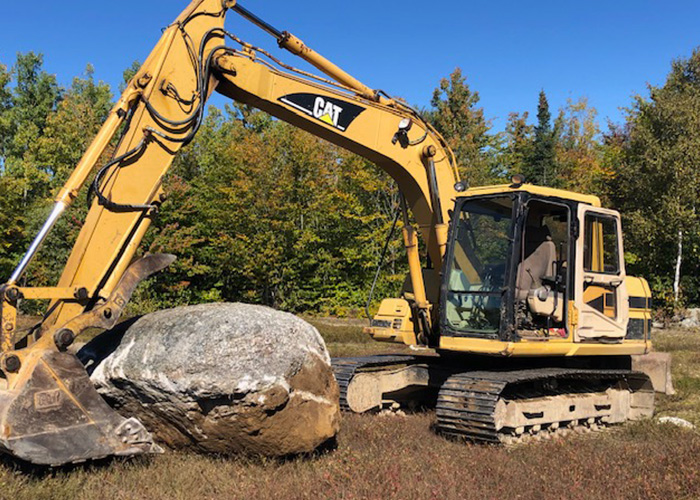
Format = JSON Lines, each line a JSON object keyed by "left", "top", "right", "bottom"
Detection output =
{"left": 0, "top": 0, "right": 459, "bottom": 465}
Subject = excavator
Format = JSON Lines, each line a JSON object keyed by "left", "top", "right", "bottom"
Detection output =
{"left": 0, "top": 0, "right": 658, "bottom": 465}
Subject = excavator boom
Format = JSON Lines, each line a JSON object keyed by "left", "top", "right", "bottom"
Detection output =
{"left": 0, "top": 0, "right": 457, "bottom": 465}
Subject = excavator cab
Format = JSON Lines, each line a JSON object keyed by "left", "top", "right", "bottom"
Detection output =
{"left": 369, "top": 182, "right": 652, "bottom": 354}
{"left": 441, "top": 183, "right": 647, "bottom": 347}
{"left": 443, "top": 190, "right": 572, "bottom": 340}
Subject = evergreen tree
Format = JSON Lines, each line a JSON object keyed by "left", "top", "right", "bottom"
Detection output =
{"left": 526, "top": 90, "right": 556, "bottom": 185}
{"left": 119, "top": 60, "right": 141, "bottom": 92}
{"left": 502, "top": 111, "right": 532, "bottom": 178}
{"left": 428, "top": 68, "right": 500, "bottom": 185}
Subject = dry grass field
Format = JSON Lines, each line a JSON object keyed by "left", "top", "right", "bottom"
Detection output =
{"left": 1, "top": 321, "right": 700, "bottom": 500}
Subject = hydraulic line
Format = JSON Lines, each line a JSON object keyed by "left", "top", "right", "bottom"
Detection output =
{"left": 365, "top": 202, "right": 402, "bottom": 325}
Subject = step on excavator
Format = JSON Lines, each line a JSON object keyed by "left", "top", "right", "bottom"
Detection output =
{"left": 0, "top": 0, "right": 661, "bottom": 465}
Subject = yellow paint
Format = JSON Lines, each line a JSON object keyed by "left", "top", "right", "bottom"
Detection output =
{"left": 367, "top": 298, "right": 417, "bottom": 346}
{"left": 463, "top": 183, "right": 602, "bottom": 207}
{"left": 8, "top": 0, "right": 458, "bottom": 348}
{"left": 440, "top": 336, "right": 650, "bottom": 357}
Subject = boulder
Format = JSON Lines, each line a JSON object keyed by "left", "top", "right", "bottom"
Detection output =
{"left": 79, "top": 303, "right": 340, "bottom": 457}
{"left": 680, "top": 308, "right": 700, "bottom": 328}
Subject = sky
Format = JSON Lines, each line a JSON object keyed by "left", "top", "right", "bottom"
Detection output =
{"left": 1, "top": 0, "right": 699, "bottom": 133}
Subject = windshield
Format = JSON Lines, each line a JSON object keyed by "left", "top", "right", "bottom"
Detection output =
{"left": 445, "top": 196, "right": 513, "bottom": 335}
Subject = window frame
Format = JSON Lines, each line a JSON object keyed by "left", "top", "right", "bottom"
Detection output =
{"left": 583, "top": 213, "right": 622, "bottom": 277}
{"left": 440, "top": 193, "right": 519, "bottom": 340}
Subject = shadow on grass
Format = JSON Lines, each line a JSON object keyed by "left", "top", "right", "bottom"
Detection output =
{"left": 0, "top": 451, "right": 155, "bottom": 479}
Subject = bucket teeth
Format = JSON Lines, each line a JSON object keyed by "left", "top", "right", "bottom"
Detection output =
{"left": 0, "top": 349, "right": 158, "bottom": 466}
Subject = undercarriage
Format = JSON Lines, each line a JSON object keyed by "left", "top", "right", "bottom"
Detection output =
{"left": 332, "top": 354, "right": 655, "bottom": 444}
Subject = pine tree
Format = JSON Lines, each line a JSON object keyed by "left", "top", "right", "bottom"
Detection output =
{"left": 120, "top": 61, "right": 141, "bottom": 92}
{"left": 503, "top": 111, "right": 532, "bottom": 178}
{"left": 428, "top": 68, "right": 500, "bottom": 185}
{"left": 526, "top": 90, "right": 556, "bottom": 185}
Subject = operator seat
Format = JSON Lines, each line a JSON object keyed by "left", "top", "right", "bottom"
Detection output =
{"left": 515, "top": 225, "right": 556, "bottom": 301}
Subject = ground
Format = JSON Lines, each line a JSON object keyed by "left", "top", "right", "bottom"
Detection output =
{"left": 1, "top": 320, "right": 700, "bottom": 500}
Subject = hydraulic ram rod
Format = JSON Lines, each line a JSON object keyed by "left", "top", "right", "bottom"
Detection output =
{"left": 7, "top": 202, "right": 66, "bottom": 285}
{"left": 230, "top": 2, "right": 393, "bottom": 105}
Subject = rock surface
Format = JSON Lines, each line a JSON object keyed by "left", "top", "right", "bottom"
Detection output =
{"left": 680, "top": 308, "right": 700, "bottom": 328}
{"left": 79, "top": 303, "right": 340, "bottom": 457}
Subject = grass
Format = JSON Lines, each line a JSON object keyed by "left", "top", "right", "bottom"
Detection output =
{"left": 1, "top": 323, "right": 700, "bottom": 500}
{"left": 304, "top": 317, "right": 412, "bottom": 357}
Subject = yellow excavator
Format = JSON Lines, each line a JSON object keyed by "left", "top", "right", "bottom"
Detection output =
{"left": 0, "top": 0, "right": 657, "bottom": 465}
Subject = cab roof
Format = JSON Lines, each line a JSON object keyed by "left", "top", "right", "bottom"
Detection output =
{"left": 460, "top": 183, "right": 602, "bottom": 208}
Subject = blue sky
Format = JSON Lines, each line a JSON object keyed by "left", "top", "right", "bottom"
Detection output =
{"left": 1, "top": 0, "right": 699, "bottom": 133}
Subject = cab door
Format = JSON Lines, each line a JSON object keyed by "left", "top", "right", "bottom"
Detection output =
{"left": 574, "top": 206, "right": 628, "bottom": 340}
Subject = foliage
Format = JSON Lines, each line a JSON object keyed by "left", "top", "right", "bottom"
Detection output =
{"left": 427, "top": 68, "right": 501, "bottom": 185}
{"left": 553, "top": 97, "right": 608, "bottom": 193}
{"left": 0, "top": 53, "right": 62, "bottom": 282}
{"left": 2, "top": 47, "right": 700, "bottom": 315}
{"left": 524, "top": 90, "right": 556, "bottom": 185}
{"left": 137, "top": 104, "right": 405, "bottom": 316}
{"left": 502, "top": 111, "right": 532, "bottom": 179}
{"left": 608, "top": 48, "right": 700, "bottom": 308}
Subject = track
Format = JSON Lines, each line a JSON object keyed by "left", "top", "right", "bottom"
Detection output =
{"left": 332, "top": 357, "right": 654, "bottom": 444}
{"left": 436, "top": 368, "right": 654, "bottom": 443}
{"left": 331, "top": 354, "right": 422, "bottom": 411}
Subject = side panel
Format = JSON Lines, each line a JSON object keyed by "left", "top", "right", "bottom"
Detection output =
{"left": 626, "top": 276, "right": 653, "bottom": 341}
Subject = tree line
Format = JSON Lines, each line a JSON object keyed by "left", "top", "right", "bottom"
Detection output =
{"left": 1, "top": 49, "right": 699, "bottom": 318}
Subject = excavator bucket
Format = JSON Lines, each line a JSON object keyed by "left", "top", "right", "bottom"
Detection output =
{"left": 0, "top": 347, "right": 159, "bottom": 466}
{"left": 0, "top": 254, "right": 175, "bottom": 466}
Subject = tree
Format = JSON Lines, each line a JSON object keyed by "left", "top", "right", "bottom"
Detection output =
{"left": 120, "top": 61, "right": 141, "bottom": 92}
{"left": 553, "top": 97, "right": 606, "bottom": 193}
{"left": 0, "top": 53, "right": 62, "bottom": 282}
{"left": 609, "top": 48, "right": 700, "bottom": 309}
{"left": 428, "top": 68, "right": 500, "bottom": 185}
{"left": 136, "top": 104, "right": 406, "bottom": 316}
{"left": 0, "top": 64, "right": 12, "bottom": 165}
{"left": 526, "top": 90, "right": 557, "bottom": 185}
{"left": 502, "top": 111, "right": 532, "bottom": 178}
{"left": 23, "top": 66, "right": 113, "bottom": 288}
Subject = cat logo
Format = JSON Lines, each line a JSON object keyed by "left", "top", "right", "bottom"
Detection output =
{"left": 279, "top": 93, "right": 365, "bottom": 132}
{"left": 313, "top": 97, "right": 343, "bottom": 128}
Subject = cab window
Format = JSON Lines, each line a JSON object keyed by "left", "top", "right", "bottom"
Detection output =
{"left": 583, "top": 215, "right": 620, "bottom": 274}
{"left": 445, "top": 196, "right": 513, "bottom": 335}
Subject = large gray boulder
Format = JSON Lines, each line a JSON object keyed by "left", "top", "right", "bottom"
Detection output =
{"left": 79, "top": 303, "right": 340, "bottom": 457}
